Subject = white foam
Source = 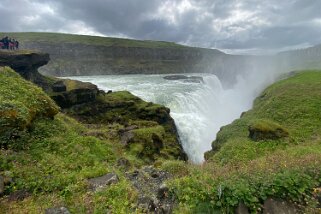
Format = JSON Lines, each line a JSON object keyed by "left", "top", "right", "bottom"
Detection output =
{"left": 67, "top": 70, "right": 279, "bottom": 164}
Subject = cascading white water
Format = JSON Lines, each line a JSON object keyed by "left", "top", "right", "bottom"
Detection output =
{"left": 68, "top": 71, "right": 278, "bottom": 164}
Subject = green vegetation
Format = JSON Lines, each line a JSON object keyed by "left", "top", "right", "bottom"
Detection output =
{"left": 164, "top": 71, "right": 321, "bottom": 213}
{"left": 0, "top": 67, "right": 59, "bottom": 147}
{"left": 65, "top": 90, "right": 186, "bottom": 165}
{"left": 0, "top": 67, "right": 139, "bottom": 212}
{"left": 0, "top": 32, "right": 188, "bottom": 49}
{"left": 1, "top": 64, "right": 321, "bottom": 213}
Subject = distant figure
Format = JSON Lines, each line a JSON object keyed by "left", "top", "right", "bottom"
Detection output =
{"left": 3, "top": 36, "right": 9, "bottom": 49}
{"left": 15, "top": 40, "right": 19, "bottom": 49}
{"left": 9, "top": 39, "right": 14, "bottom": 50}
{"left": 0, "top": 36, "right": 19, "bottom": 50}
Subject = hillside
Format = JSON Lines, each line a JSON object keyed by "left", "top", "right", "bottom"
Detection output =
{"left": 0, "top": 48, "right": 320, "bottom": 213}
{"left": 2, "top": 32, "right": 321, "bottom": 87}
{"left": 184, "top": 71, "right": 321, "bottom": 212}
{"left": 0, "top": 32, "right": 262, "bottom": 85}
{"left": 277, "top": 45, "right": 321, "bottom": 71}
{"left": 0, "top": 51, "right": 186, "bottom": 213}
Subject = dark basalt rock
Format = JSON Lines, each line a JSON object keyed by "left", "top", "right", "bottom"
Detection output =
{"left": 248, "top": 120, "right": 289, "bottom": 141}
{"left": 116, "top": 158, "right": 131, "bottom": 170}
{"left": 163, "top": 75, "right": 204, "bottom": 83}
{"left": 7, "top": 189, "right": 30, "bottom": 201}
{"left": 51, "top": 87, "right": 98, "bottom": 108}
{"left": 0, "top": 50, "right": 99, "bottom": 108}
{"left": 263, "top": 198, "right": 298, "bottom": 214}
{"left": 88, "top": 173, "right": 119, "bottom": 192}
{"left": 52, "top": 81, "right": 66, "bottom": 92}
{"left": 120, "top": 131, "right": 135, "bottom": 145}
{"left": 126, "top": 166, "right": 175, "bottom": 213}
{"left": 235, "top": 203, "right": 249, "bottom": 214}
{"left": 0, "top": 50, "right": 52, "bottom": 90}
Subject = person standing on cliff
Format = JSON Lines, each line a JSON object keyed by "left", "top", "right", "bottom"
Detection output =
{"left": 15, "top": 40, "right": 19, "bottom": 50}
{"left": 3, "top": 36, "right": 9, "bottom": 49}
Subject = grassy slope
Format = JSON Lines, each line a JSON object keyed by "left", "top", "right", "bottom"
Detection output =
{"left": 162, "top": 71, "right": 321, "bottom": 213}
{"left": 0, "top": 67, "right": 176, "bottom": 213}
{"left": 0, "top": 67, "right": 59, "bottom": 145}
{"left": 0, "top": 32, "right": 189, "bottom": 49}
{"left": 0, "top": 68, "right": 135, "bottom": 213}
{"left": 1, "top": 67, "right": 320, "bottom": 213}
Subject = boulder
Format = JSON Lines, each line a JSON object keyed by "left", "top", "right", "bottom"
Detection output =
{"left": 157, "top": 184, "right": 169, "bottom": 200}
{"left": 235, "top": 203, "right": 249, "bottom": 214}
{"left": 88, "top": 173, "right": 119, "bottom": 192}
{"left": 126, "top": 166, "right": 175, "bottom": 213}
{"left": 163, "top": 75, "right": 204, "bottom": 83}
{"left": 163, "top": 75, "right": 188, "bottom": 80}
{"left": 52, "top": 81, "right": 66, "bottom": 92}
{"left": 7, "top": 189, "right": 30, "bottom": 201}
{"left": 249, "top": 119, "right": 289, "bottom": 141}
{"left": 120, "top": 131, "right": 135, "bottom": 145}
{"left": 51, "top": 87, "right": 98, "bottom": 108}
{"left": 116, "top": 158, "right": 131, "bottom": 170}
{"left": 263, "top": 198, "right": 298, "bottom": 214}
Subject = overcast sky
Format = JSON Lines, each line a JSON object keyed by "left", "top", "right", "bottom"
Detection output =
{"left": 0, "top": 0, "right": 320, "bottom": 54}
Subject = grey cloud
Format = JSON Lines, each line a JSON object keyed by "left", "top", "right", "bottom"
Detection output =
{"left": 1, "top": 0, "right": 321, "bottom": 54}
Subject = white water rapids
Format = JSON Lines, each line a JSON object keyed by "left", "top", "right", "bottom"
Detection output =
{"left": 68, "top": 72, "right": 278, "bottom": 164}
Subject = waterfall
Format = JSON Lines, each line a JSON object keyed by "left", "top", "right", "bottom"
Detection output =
{"left": 67, "top": 71, "right": 278, "bottom": 164}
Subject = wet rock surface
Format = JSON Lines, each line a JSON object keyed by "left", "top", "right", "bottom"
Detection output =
{"left": 126, "top": 166, "right": 175, "bottom": 213}
{"left": 163, "top": 75, "right": 204, "bottom": 83}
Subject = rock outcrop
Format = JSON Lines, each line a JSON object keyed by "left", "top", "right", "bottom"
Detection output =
{"left": 248, "top": 119, "right": 289, "bottom": 141}
{"left": 88, "top": 173, "right": 119, "bottom": 192}
{"left": 0, "top": 50, "right": 100, "bottom": 108}
{"left": 126, "top": 166, "right": 175, "bottom": 213}
{"left": 0, "top": 32, "right": 271, "bottom": 86}
{"left": 163, "top": 75, "right": 204, "bottom": 83}
{"left": 0, "top": 50, "right": 51, "bottom": 89}
{"left": 0, "top": 49, "right": 186, "bottom": 163}
{"left": 66, "top": 91, "right": 187, "bottom": 163}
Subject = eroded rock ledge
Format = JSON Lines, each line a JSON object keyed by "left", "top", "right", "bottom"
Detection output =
{"left": 0, "top": 50, "right": 187, "bottom": 163}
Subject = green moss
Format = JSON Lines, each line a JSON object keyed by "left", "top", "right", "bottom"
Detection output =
{"left": 206, "top": 71, "right": 321, "bottom": 161}
{"left": 65, "top": 91, "right": 185, "bottom": 164}
{"left": 249, "top": 119, "right": 289, "bottom": 141}
{"left": 169, "top": 71, "right": 321, "bottom": 213}
{"left": 128, "top": 126, "right": 165, "bottom": 162}
{"left": 0, "top": 67, "right": 59, "bottom": 146}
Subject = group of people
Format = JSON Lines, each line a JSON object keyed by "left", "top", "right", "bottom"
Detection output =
{"left": 0, "top": 36, "right": 19, "bottom": 50}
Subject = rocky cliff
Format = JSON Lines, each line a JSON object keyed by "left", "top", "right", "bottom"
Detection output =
{"left": 0, "top": 50, "right": 50, "bottom": 89}
{"left": 0, "top": 49, "right": 186, "bottom": 163}
{"left": 2, "top": 32, "right": 321, "bottom": 87}
{"left": 0, "top": 32, "right": 265, "bottom": 85}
